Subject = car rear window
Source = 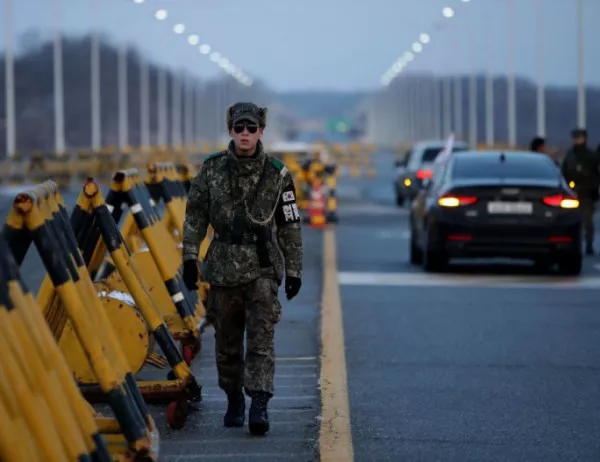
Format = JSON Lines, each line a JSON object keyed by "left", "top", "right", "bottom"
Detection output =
{"left": 421, "top": 146, "right": 467, "bottom": 163}
{"left": 451, "top": 155, "right": 559, "bottom": 179}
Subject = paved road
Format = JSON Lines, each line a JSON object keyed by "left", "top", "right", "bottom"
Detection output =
{"left": 336, "top": 151, "right": 600, "bottom": 461}
{"left": 153, "top": 227, "right": 322, "bottom": 462}
{"left": 5, "top": 150, "right": 600, "bottom": 461}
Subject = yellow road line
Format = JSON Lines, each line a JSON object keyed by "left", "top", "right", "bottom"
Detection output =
{"left": 319, "top": 227, "right": 354, "bottom": 461}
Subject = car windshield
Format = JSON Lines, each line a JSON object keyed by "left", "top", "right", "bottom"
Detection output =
{"left": 422, "top": 146, "right": 467, "bottom": 163}
{"left": 451, "top": 154, "right": 559, "bottom": 179}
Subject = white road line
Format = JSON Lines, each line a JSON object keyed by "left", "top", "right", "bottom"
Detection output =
{"left": 199, "top": 395, "right": 319, "bottom": 402}
{"left": 161, "top": 438, "right": 309, "bottom": 445}
{"left": 198, "top": 384, "right": 318, "bottom": 391}
{"left": 338, "top": 271, "right": 600, "bottom": 289}
{"left": 163, "top": 452, "right": 314, "bottom": 460}
{"left": 199, "top": 408, "right": 316, "bottom": 415}
{"left": 375, "top": 230, "right": 411, "bottom": 239}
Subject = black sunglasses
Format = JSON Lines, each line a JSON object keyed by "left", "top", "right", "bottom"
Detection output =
{"left": 233, "top": 122, "right": 259, "bottom": 134}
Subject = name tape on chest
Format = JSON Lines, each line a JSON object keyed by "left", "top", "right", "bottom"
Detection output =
{"left": 282, "top": 203, "right": 300, "bottom": 222}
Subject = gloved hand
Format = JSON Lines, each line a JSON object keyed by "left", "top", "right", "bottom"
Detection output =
{"left": 182, "top": 260, "right": 199, "bottom": 291}
{"left": 285, "top": 276, "right": 301, "bottom": 300}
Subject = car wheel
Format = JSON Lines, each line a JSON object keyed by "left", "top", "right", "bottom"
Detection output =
{"left": 424, "top": 249, "right": 447, "bottom": 272}
{"left": 422, "top": 227, "right": 447, "bottom": 272}
{"left": 410, "top": 227, "right": 423, "bottom": 265}
{"left": 557, "top": 252, "right": 582, "bottom": 276}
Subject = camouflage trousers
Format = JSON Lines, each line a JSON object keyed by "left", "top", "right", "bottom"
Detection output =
{"left": 579, "top": 198, "right": 596, "bottom": 246}
{"left": 206, "top": 277, "right": 282, "bottom": 396}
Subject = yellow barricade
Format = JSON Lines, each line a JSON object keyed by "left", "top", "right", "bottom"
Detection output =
{"left": 2, "top": 183, "right": 159, "bottom": 461}
{"left": 67, "top": 178, "right": 202, "bottom": 429}
{"left": 101, "top": 169, "right": 205, "bottom": 364}
{"left": 0, "top": 238, "right": 114, "bottom": 462}
{"left": 324, "top": 164, "right": 338, "bottom": 223}
{"left": 144, "top": 162, "right": 211, "bottom": 300}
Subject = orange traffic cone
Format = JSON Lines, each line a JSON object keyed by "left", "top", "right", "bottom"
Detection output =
{"left": 308, "top": 179, "right": 327, "bottom": 228}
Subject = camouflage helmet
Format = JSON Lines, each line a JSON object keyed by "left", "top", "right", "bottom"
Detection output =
{"left": 227, "top": 102, "right": 267, "bottom": 129}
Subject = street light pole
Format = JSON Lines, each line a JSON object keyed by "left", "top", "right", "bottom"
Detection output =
{"left": 91, "top": 30, "right": 101, "bottom": 151}
{"left": 157, "top": 69, "right": 167, "bottom": 147}
{"left": 485, "top": 72, "right": 494, "bottom": 147}
{"left": 52, "top": 0, "right": 66, "bottom": 155}
{"left": 4, "top": 0, "right": 16, "bottom": 159}
{"left": 507, "top": 0, "right": 516, "bottom": 147}
{"left": 453, "top": 76, "right": 463, "bottom": 139}
{"left": 442, "top": 77, "right": 452, "bottom": 138}
{"left": 576, "top": 0, "right": 585, "bottom": 128}
{"left": 433, "top": 76, "right": 442, "bottom": 139}
{"left": 118, "top": 43, "right": 128, "bottom": 152}
{"left": 140, "top": 54, "right": 150, "bottom": 149}
{"left": 172, "top": 72, "right": 182, "bottom": 148}
{"left": 194, "top": 81, "right": 202, "bottom": 147}
{"left": 535, "top": 0, "right": 545, "bottom": 137}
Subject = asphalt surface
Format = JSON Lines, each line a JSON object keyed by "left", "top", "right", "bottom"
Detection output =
{"left": 5, "top": 150, "right": 600, "bottom": 461}
{"left": 337, "top": 151, "right": 600, "bottom": 461}
{"left": 0, "top": 183, "right": 321, "bottom": 462}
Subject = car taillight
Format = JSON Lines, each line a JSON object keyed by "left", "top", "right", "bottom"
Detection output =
{"left": 416, "top": 169, "right": 432, "bottom": 180}
{"left": 542, "top": 195, "right": 579, "bottom": 209}
{"left": 438, "top": 195, "right": 478, "bottom": 207}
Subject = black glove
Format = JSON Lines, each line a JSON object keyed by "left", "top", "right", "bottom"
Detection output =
{"left": 285, "top": 276, "right": 301, "bottom": 300}
{"left": 182, "top": 260, "right": 199, "bottom": 291}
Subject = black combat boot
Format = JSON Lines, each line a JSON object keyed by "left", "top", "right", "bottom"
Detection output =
{"left": 248, "top": 391, "right": 270, "bottom": 435}
{"left": 223, "top": 389, "right": 245, "bottom": 428}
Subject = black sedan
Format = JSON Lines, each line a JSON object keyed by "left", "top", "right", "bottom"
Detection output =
{"left": 409, "top": 150, "right": 582, "bottom": 274}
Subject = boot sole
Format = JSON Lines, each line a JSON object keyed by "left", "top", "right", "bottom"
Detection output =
{"left": 224, "top": 421, "right": 245, "bottom": 428}
{"left": 249, "top": 422, "right": 269, "bottom": 435}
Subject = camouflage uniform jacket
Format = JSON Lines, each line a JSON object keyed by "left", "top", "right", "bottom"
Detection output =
{"left": 182, "top": 140, "right": 303, "bottom": 287}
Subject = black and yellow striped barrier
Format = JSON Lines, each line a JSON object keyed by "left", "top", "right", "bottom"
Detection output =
{"left": 104, "top": 169, "right": 205, "bottom": 365}
{"left": 1, "top": 183, "right": 159, "bottom": 460}
{"left": 0, "top": 237, "right": 114, "bottom": 462}
{"left": 69, "top": 179, "right": 202, "bottom": 429}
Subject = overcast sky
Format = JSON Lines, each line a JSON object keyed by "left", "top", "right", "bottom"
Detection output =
{"left": 3, "top": 0, "right": 600, "bottom": 92}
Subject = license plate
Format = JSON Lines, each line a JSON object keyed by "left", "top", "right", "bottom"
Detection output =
{"left": 487, "top": 201, "right": 533, "bottom": 214}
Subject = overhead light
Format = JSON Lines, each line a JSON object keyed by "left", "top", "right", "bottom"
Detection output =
{"left": 187, "top": 35, "right": 200, "bottom": 45}
{"left": 173, "top": 24, "right": 185, "bottom": 34}
{"left": 442, "top": 7, "right": 455, "bottom": 18}
{"left": 199, "top": 44, "right": 211, "bottom": 54}
{"left": 155, "top": 9, "right": 167, "bottom": 20}
{"left": 412, "top": 42, "right": 423, "bottom": 53}
{"left": 210, "top": 52, "right": 221, "bottom": 62}
{"left": 419, "top": 33, "right": 430, "bottom": 44}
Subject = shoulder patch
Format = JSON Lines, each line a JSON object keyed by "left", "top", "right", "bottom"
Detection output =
{"left": 203, "top": 151, "right": 226, "bottom": 163}
{"left": 269, "top": 157, "right": 285, "bottom": 171}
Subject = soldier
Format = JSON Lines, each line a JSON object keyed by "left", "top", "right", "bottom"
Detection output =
{"left": 530, "top": 137, "right": 546, "bottom": 153}
{"left": 181, "top": 102, "right": 303, "bottom": 435}
{"left": 561, "top": 128, "right": 600, "bottom": 255}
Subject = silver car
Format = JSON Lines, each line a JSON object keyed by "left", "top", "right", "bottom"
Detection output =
{"left": 394, "top": 139, "right": 470, "bottom": 206}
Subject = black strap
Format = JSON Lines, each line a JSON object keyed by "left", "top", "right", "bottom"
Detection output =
{"left": 213, "top": 229, "right": 272, "bottom": 245}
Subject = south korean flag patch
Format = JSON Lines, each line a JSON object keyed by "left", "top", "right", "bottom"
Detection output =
{"left": 276, "top": 186, "right": 301, "bottom": 225}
